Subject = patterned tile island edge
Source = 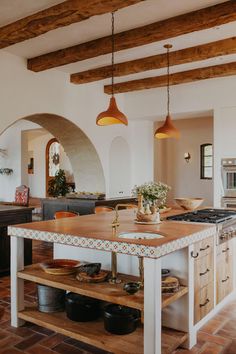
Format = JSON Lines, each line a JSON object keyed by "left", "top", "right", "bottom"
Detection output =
{"left": 8, "top": 225, "right": 216, "bottom": 259}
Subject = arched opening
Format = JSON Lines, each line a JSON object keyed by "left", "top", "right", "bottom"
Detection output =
{"left": 0, "top": 114, "right": 105, "bottom": 201}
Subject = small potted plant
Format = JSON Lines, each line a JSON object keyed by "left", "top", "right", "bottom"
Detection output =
{"left": 132, "top": 181, "right": 171, "bottom": 223}
{"left": 48, "top": 169, "right": 69, "bottom": 197}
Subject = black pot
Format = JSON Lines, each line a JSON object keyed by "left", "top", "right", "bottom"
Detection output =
{"left": 103, "top": 304, "right": 140, "bottom": 335}
{"left": 65, "top": 292, "right": 100, "bottom": 322}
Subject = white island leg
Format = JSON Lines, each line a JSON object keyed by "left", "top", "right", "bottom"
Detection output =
{"left": 144, "top": 257, "right": 162, "bottom": 354}
{"left": 11, "top": 236, "right": 25, "bottom": 327}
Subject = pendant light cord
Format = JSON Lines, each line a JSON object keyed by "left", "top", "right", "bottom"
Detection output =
{"left": 111, "top": 12, "right": 115, "bottom": 97}
{"left": 167, "top": 46, "right": 170, "bottom": 117}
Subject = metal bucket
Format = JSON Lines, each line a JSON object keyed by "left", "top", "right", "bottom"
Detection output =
{"left": 37, "top": 284, "right": 66, "bottom": 313}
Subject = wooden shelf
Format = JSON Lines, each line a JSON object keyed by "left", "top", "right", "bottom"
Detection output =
{"left": 162, "top": 327, "right": 188, "bottom": 354}
{"left": 18, "top": 307, "right": 187, "bottom": 354}
{"left": 18, "top": 264, "right": 188, "bottom": 310}
{"left": 162, "top": 286, "right": 188, "bottom": 308}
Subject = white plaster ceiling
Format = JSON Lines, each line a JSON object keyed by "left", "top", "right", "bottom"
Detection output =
{"left": 1, "top": 0, "right": 235, "bottom": 81}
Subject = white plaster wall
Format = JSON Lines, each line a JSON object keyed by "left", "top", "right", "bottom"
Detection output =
{"left": 124, "top": 75, "right": 236, "bottom": 206}
{"left": 0, "top": 51, "right": 153, "bottom": 198}
{"left": 154, "top": 117, "right": 213, "bottom": 206}
{"left": 0, "top": 120, "right": 38, "bottom": 201}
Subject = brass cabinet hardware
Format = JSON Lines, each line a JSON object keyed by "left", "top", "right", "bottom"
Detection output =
{"left": 222, "top": 247, "right": 229, "bottom": 253}
{"left": 191, "top": 251, "right": 199, "bottom": 258}
{"left": 222, "top": 276, "right": 230, "bottom": 283}
{"left": 200, "top": 245, "right": 210, "bottom": 251}
{"left": 200, "top": 268, "right": 210, "bottom": 276}
{"left": 199, "top": 298, "right": 210, "bottom": 307}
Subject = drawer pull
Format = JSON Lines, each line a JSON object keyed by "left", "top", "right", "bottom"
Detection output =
{"left": 200, "top": 298, "right": 210, "bottom": 307}
{"left": 200, "top": 245, "right": 210, "bottom": 251}
{"left": 222, "top": 276, "right": 230, "bottom": 283}
{"left": 222, "top": 247, "right": 229, "bottom": 253}
{"left": 200, "top": 268, "right": 210, "bottom": 276}
{"left": 191, "top": 251, "right": 199, "bottom": 258}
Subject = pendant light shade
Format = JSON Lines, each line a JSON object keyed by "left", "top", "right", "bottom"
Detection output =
{"left": 96, "top": 12, "right": 127, "bottom": 126}
{"left": 155, "top": 115, "right": 180, "bottom": 139}
{"left": 154, "top": 44, "right": 180, "bottom": 139}
{"left": 96, "top": 97, "right": 128, "bottom": 126}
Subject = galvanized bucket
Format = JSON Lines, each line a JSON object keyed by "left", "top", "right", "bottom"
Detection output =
{"left": 37, "top": 284, "right": 65, "bottom": 313}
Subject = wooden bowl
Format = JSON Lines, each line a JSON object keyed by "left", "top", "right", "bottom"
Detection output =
{"left": 174, "top": 198, "right": 204, "bottom": 210}
{"left": 40, "top": 259, "right": 80, "bottom": 275}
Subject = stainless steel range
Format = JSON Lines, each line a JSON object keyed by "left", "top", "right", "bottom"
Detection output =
{"left": 167, "top": 208, "right": 236, "bottom": 245}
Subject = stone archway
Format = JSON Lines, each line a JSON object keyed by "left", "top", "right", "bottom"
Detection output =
{"left": 20, "top": 113, "right": 105, "bottom": 193}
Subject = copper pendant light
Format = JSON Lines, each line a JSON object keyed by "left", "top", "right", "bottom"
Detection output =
{"left": 154, "top": 44, "right": 180, "bottom": 139}
{"left": 96, "top": 12, "right": 128, "bottom": 126}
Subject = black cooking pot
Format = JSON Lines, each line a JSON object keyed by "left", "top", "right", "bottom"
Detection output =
{"left": 65, "top": 292, "right": 100, "bottom": 322}
{"left": 103, "top": 304, "right": 140, "bottom": 335}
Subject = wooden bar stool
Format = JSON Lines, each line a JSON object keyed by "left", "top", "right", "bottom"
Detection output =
{"left": 94, "top": 206, "right": 114, "bottom": 214}
{"left": 54, "top": 211, "right": 79, "bottom": 219}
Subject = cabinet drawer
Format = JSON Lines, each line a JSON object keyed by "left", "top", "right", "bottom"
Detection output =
{"left": 216, "top": 242, "right": 233, "bottom": 304}
{"left": 195, "top": 252, "right": 214, "bottom": 292}
{"left": 217, "top": 241, "right": 233, "bottom": 257}
{"left": 192, "top": 236, "right": 214, "bottom": 259}
{"left": 194, "top": 282, "right": 214, "bottom": 324}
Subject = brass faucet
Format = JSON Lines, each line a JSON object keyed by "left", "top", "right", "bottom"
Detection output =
{"left": 109, "top": 203, "right": 137, "bottom": 284}
{"left": 111, "top": 203, "right": 137, "bottom": 235}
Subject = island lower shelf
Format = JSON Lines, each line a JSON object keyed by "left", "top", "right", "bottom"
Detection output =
{"left": 18, "top": 307, "right": 188, "bottom": 354}
{"left": 18, "top": 264, "right": 188, "bottom": 310}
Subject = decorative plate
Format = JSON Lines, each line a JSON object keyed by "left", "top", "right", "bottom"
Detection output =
{"left": 40, "top": 259, "right": 80, "bottom": 275}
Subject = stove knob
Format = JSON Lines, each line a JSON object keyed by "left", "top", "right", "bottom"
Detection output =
{"left": 220, "top": 233, "right": 227, "bottom": 240}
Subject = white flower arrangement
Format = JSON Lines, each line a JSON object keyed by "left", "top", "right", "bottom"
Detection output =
{"left": 132, "top": 181, "right": 171, "bottom": 206}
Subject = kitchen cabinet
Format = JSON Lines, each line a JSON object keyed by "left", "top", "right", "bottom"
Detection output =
{"left": 216, "top": 240, "right": 233, "bottom": 304}
{"left": 193, "top": 236, "right": 214, "bottom": 324}
{"left": 0, "top": 205, "right": 33, "bottom": 276}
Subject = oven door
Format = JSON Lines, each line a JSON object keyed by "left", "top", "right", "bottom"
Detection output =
{"left": 222, "top": 166, "right": 236, "bottom": 197}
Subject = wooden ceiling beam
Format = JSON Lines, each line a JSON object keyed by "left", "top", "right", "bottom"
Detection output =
{"left": 70, "top": 37, "right": 236, "bottom": 84}
{"left": 28, "top": 1, "right": 236, "bottom": 72}
{"left": 0, "top": 0, "right": 143, "bottom": 49}
{"left": 104, "top": 62, "right": 236, "bottom": 94}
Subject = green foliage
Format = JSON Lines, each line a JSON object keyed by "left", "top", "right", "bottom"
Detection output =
{"left": 132, "top": 181, "right": 171, "bottom": 205}
{"left": 48, "top": 169, "right": 69, "bottom": 197}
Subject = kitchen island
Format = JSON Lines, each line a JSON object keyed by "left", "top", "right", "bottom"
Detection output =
{"left": 8, "top": 209, "right": 235, "bottom": 354}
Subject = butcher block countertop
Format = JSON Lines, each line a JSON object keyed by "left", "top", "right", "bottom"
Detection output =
{"left": 8, "top": 208, "right": 216, "bottom": 259}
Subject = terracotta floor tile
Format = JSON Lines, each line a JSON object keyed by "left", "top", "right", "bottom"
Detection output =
{"left": 40, "top": 334, "right": 67, "bottom": 348}
{"left": 0, "top": 335, "right": 22, "bottom": 349}
{"left": 198, "top": 331, "right": 232, "bottom": 347}
{"left": 64, "top": 338, "right": 111, "bottom": 354}
{"left": 200, "top": 318, "right": 226, "bottom": 335}
{"left": 26, "top": 344, "right": 56, "bottom": 354}
{"left": 0, "top": 348, "right": 25, "bottom": 354}
{"left": 223, "top": 339, "right": 236, "bottom": 354}
{"left": 14, "top": 333, "right": 45, "bottom": 350}
{"left": 199, "top": 342, "right": 224, "bottom": 354}
{"left": 53, "top": 343, "right": 84, "bottom": 354}
{"left": 6, "top": 326, "right": 35, "bottom": 338}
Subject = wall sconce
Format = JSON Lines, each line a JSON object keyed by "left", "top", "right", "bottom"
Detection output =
{"left": 184, "top": 152, "right": 191, "bottom": 163}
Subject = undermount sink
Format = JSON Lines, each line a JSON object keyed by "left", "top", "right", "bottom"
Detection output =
{"left": 118, "top": 232, "right": 164, "bottom": 240}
